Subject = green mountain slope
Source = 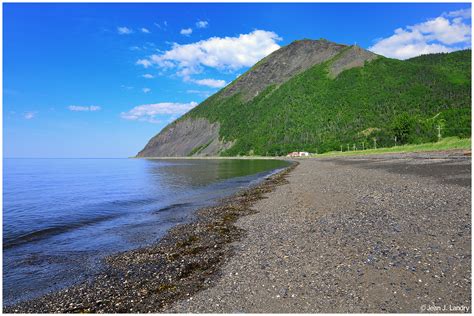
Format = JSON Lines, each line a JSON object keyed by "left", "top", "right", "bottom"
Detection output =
{"left": 137, "top": 40, "right": 471, "bottom": 157}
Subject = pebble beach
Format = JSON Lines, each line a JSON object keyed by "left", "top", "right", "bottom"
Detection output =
{"left": 169, "top": 151, "right": 471, "bottom": 313}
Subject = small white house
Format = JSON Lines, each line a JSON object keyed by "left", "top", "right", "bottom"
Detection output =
{"left": 287, "top": 151, "right": 310, "bottom": 157}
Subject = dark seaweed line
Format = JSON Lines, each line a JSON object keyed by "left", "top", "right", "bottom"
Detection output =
{"left": 4, "top": 161, "right": 298, "bottom": 313}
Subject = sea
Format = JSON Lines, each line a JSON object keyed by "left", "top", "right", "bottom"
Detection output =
{"left": 3, "top": 158, "right": 288, "bottom": 306}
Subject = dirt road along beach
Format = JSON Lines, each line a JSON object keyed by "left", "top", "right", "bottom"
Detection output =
{"left": 169, "top": 152, "right": 471, "bottom": 313}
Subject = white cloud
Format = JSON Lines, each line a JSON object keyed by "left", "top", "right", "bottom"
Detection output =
{"left": 141, "top": 28, "right": 150, "bottom": 34}
{"left": 180, "top": 28, "right": 193, "bottom": 36}
{"left": 117, "top": 26, "right": 133, "bottom": 35}
{"left": 189, "top": 78, "right": 226, "bottom": 88}
{"left": 142, "top": 74, "right": 154, "bottom": 79}
{"left": 142, "top": 88, "right": 151, "bottom": 93}
{"left": 196, "top": 20, "right": 209, "bottom": 29}
{"left": 154, "top": 21, "right": 168, "bottom": 30}
{"left": 136, "top": 59, "right": 153, "bottom": 68}
{"left": 68, "top": 105, "right": 101, "bottom": 112}
{"left": 121, "top": 101, "right": 198, "bottom": 123}
{"left": 445, "top": 8, "right": 471, "bottom": 19}
{"left": 186, "top": 90, "right": 212, "bottom": 97}
{"left": 24, "top": 111, "right": 36, "bottom": 119}
{"left": 136, "top": 30, "right": 281, "bottom": 80}
{"left": 369, "top": 10, "right": 471, "bottom": 59}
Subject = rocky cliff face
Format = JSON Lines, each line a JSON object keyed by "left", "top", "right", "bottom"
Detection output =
{"left": 136, "top": 118, "right": 233, "bottom": 157}
{"left": 136, "top": 39, "right": 379, "bottom": 157}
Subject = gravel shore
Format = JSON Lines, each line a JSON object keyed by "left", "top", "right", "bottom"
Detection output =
{"left": 168, "top": 152, "right": 471, "bottom": 313}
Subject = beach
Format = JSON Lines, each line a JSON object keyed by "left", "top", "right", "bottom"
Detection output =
{"left": 5, "top": 151, "right": 471, "bottom": 313}
{"left": 168, "top": 151, "right": 471, "bottom": 313}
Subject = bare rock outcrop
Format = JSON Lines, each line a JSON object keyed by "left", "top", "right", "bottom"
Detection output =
{"left": 329, "top": 45, "right": 379, "bottom": 78}
{"left": 136, "top": 118, "right": 232, "bottom": 157}
{"left": 222, "top": 39, "right": 347, "bottom": 101}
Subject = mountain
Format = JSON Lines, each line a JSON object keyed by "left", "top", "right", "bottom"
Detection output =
{"left": 136, "top": 39, "right": 471, "bottom": 157}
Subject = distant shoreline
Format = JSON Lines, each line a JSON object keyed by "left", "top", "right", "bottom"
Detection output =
{"left": 132, "top": 156, "right": 284, "bottom": 160}
{"left": 131, "top": 137, "right": 471, "bottom": 160}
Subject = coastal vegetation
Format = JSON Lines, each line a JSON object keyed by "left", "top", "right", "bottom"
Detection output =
{"left": 315, "top": 136, "right": 471, "bottom": 158}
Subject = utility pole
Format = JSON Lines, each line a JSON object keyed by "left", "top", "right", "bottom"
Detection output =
{"left": 373, "top": 138, "right": 377, "bottom": 149}
{"left": 437, "top": 125, "right": 442, "bottom": 142}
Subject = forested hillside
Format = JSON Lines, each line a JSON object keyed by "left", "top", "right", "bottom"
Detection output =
{"left": 184, "top": 49, "right": 470, "bottom": 155}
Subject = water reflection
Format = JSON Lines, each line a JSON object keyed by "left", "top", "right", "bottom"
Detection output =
{"left": 145, "top": 159, "right": 289, "bottom": 187}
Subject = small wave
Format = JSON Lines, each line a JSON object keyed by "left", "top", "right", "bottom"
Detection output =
{"left": 153, "top": 202, "right": 192, "bottom": 214}
{"left": 3, "top": 214, "right": 121, "bottom": 250}
{"left": 109, "top": 197, "right": 158, "bottom": 208}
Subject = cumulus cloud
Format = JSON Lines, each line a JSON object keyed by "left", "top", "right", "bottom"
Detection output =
{"left": 141, "top": 28, "right": 150, "bottom": 34}
{"left": 68, "top": 105, "right": 101, "bottom": 112}
{"left": 136, "top": 30, "right": 281, "bottom": 79}
{"left": 121, "top": 102, "right": 198, "bottom": 123}
{"left": 189, "top": 78, "right": 227, "bottom": 88}
{"left": 117, "top": 26, "right": 133, "bottom": 35}
{"left": 369, "top": 9, "right": 471, "bottom": 59}
{"left": 196, "top": 20, "right": 209, "bottom": 29}
{"left": 142, "top": 88, "right": 151, "bottom": 93}
{"left": 142, "top": 74, "right": 154, "bottom": 79}
{"left": 24, "top": 111, "right": 36, "bottom": 119}
{"left": 180, "top": 28, "right": 193, "bottom": 36}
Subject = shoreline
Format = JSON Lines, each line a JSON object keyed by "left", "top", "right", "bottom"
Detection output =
{"left": 5, "top": 161, "right": 298, "bottom": 313}
{"left": 132, "top": 156, "right": 284, "bottom": 160}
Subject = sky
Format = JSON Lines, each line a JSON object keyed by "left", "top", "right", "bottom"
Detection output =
{"left": 4, "top": 3, "right": 471, "bottom": 158}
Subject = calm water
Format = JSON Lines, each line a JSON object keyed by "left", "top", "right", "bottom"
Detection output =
{"left": 3, "top": 158, "right": 288, "bottom": 305}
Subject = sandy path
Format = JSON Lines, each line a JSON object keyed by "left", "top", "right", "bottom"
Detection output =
{"left": 168, "top": 153, "right": 471, "bottom": 313}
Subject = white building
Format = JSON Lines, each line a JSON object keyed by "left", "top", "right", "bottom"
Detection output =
{"left": 287, "top": 151, "right": 310, "bottom": 157}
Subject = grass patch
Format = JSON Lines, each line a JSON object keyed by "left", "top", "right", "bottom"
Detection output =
{"left": 314, "top": 137, "right": 471, "bottom": 158}
{"left": 187, "top": 141, "right": 213, "bottom": 156}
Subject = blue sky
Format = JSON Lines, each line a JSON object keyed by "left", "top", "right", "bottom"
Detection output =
{"left": 4, "top": 3, "right": 471, "bottom": 158}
